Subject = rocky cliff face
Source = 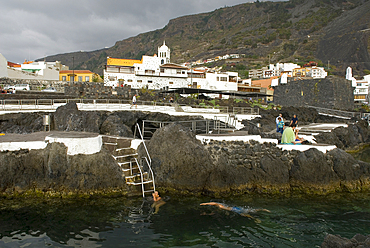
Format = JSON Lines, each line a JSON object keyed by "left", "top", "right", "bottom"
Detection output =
{"left": 0, "top": 142, "right": 127, "bottom": 195}
{"left": 140, "top": 123, "right": 370, "bottom": 196}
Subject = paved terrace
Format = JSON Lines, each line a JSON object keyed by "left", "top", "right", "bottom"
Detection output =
{"left": 0, "top": 100, "right": 348, "bottom": 153}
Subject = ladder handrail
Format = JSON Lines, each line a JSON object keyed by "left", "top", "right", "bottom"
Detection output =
{"left": 134, "top": 157, "right": 146, "bottom": 197}
{"left": 136, "top": 123, "right": 152, "bottom": 165}
{"left": 144, "top": 156, "right": 156, "bottom": 192}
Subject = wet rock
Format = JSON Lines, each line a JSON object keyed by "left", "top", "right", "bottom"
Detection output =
{"left": 321, "top": 234, "right": 370, "bottom": 248}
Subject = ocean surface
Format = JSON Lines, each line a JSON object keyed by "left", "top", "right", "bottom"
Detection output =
{"left": 1, "top": 192, "right": 369, "bottom": 248}
{"left": 0, "top": 148, "right": 369, "bottom": 248}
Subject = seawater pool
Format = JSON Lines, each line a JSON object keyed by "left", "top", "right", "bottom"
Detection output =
{"left": 0, "top": 193, "right": 369, "bottom": 248}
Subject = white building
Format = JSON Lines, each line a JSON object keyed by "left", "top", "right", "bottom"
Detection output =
{"left": 348, "top": 67, "right": 370, "bottom": 105}
{"left": 268, "top": 63, "right": 300, "bottom": 77}
{"left": 0, "top": 54, "right": 8, "bottom": 78}
{"left": 188, "top": 70, "right": 238, "bottom": 91}
{"left": 2, "top": 57, "right": 66, "bottom": 81}
{"left": 306, "top": 66, "right": 327, "bottom": 79}
{"left": 104, "top": 42, "right": 239, "bottom": 93}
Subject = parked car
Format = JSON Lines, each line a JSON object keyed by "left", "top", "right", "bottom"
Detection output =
{"left": 42, "top": 87, "right": 57, "bottom": 92}
{"left": 3, "top": 85, "right": 15, "bottom": 90}
{"left": 3, "top": 85, "right": 15, "bottom": 93}
{"left": 14, "top": 84, "right": 30, "bottom": 91}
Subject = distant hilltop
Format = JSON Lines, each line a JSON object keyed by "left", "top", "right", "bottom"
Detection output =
{"left": 39, "top": 0, "right": 370, "bottom": 77}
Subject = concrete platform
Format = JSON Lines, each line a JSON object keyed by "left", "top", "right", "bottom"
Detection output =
{"left": 0, "top": 131, "right": 102, "bottom": 155}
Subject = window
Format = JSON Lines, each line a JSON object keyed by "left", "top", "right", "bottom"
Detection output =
{"left": 148, "top": 80, "right": 152, "bottom": 83}
{"left": 160, "top": 68, "right": 165, "bottom": 73}
{"left": 128, "top": 79, "right": 133, "bottom": 82}
{"left": 62, "top": 76, "right": 66, "bottom": 81}
{"left": 169, "top": 82, "right": 173, "bottom": 84}
{"left": 78, "top": 76, "right": 83, "bottom": 82}
{"left": 109, "top": 76, "right": 116, "bottom": 81}
{"left": 70, "top": 76, "right": 75, "bottom": 82}
{"left": 85, "top": 76, "right": 90, "bottom": 82}
{"left": 137, "top": 80, "right": 142, "bottom": 83}
{"left": 220, "top": 77, "right": 228, "bottom": 81}
{"left": 217, "top": 77, "right": 219, "bottom": 81}
{"left": 182, "top": 71, "right": 185, "bottom": 74}
{"left": 355, "top": 95, "right": 366, "bottom": 99}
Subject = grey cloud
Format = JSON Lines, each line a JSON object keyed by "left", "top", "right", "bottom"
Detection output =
{"left": 0, "top": 0, "right": 250, "bottom": 63}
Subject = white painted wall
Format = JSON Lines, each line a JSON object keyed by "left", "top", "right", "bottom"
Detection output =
{"left": 45, "top": 135, "right": 102, "bottom": 155}
{"left": 0, "top": 53, "right": 8, "bottom": 78}
{"left": 0, "top": 141, "right": 47, "bottom": 151}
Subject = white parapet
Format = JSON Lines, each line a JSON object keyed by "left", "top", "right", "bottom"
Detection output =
{"left": 45, "top": 134, "right": 102, "bottom": 155}
{"left": 277, "top": 144, "right": 337, "bottom": 153}
{"left": 0, "top": 141, "right": 47, "bottom": 151}
{"left": 196, "top": 134, "right": 278, "bottom": 144}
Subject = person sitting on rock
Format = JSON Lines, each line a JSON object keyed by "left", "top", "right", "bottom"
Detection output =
{"left": 290, "top": 114, "right": 298, "bottom": 126}
{"left": 200, "top": 202, "right": 270, "bottom": 219}
{"left": 281, "top": 123, "right": 303, "bottom": 145}
{"left": 294, "top": 128, "right": 305, "bottom": 143}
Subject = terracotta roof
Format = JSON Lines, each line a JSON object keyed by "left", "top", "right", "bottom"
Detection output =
{"left": 7, "top": 61, "right": 21, "bottom": 67}
{"left": 59, "top": 70, "right": 93, "bottom": 74}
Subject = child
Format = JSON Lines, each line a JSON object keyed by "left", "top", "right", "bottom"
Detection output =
{"left": 277, "top": 117, "right": 284, "bottom": 134}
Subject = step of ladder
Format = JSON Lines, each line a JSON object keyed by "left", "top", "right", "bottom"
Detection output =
{"left": 126, "top": 180, "right": 153, "bottom": 185}
{"left": 112, "top": 153, "right": 138, "bottom": 159}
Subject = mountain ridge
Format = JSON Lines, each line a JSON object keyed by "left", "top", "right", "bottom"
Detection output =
{"left": 39, "top": 0, "right": 370, "bottom": 77}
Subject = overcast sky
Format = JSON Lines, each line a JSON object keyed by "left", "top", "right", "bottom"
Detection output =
{"left": 0, "top": 0, "right": 256, "bottom": 64}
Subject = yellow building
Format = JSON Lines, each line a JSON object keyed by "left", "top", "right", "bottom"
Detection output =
{"left": 59, "top": 70, "right": 102, "bottom": 82}
{"left": 292, "top": 67, "right": 310, "bottom": 77}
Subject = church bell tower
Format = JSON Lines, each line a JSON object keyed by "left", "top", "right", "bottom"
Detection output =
{"left": 158, "top": 41, "right": 170, "bottom": 65}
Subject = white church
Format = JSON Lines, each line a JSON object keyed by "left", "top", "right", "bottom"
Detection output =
{"left": 103, "top": 41, "right": 238, "bottom": 93}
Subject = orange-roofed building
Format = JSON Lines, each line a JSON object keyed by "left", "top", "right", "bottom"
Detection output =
{"left": 59, "top": 70, "right": 102, "bottom": 82}
{"left": 7, "top": 61, "right": 21, "bottom": 68}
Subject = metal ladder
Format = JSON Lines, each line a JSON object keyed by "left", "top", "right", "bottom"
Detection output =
{"left": 133, "top": 123, "right": 156, "bottom": 197}
{"left": 102, "top": 134, "right": 156, "bottom": 197}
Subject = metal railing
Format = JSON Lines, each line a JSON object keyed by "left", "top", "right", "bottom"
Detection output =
{"left": 306, "top": 105, "right": 361, "bottom": 119}
{"left": 141, "top": 117, "right": 236, "bottom": 139}
{"left": 134, "top": 123, "right": 155, "bottom": 197}
{"left": 0, "top": 98, "right": 259, "bottom": 115}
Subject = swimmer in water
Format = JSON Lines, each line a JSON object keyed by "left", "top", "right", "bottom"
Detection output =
{"left": 200, "top": 202, "right": 270, "bottom": 220}
{"left": 151, "top": 191, "right": 166, "bottom": 214}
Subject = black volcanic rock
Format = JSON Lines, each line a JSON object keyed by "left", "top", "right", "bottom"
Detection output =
{"left": 53, "top": 102, "right": 105, "bottom": 133}
{"left": 139, "top": 123, "right": 370, "bottom": 195}
{"left": 315, "top": 121, "right": 370, "bottom": 150}
{"left": 0, "top": 142, "right": 127, "bottom": 194}
{"left": 139, "top": 123, "right": 213, "bottom": 192}
{"left": 100, "top": 115, "right": 133, "bottom": 137}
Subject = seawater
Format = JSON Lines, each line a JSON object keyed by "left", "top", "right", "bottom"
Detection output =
{"left": 0, "top": 193, "right": 370, "bottom": 248}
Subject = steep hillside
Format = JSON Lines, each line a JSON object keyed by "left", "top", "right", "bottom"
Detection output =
{"left": 39, "top": 0, "right": 370, "bottom": 77}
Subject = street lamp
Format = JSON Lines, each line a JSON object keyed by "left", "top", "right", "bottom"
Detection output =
{"left": 72, "top": 56, "right": 74, "bottom": 83}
